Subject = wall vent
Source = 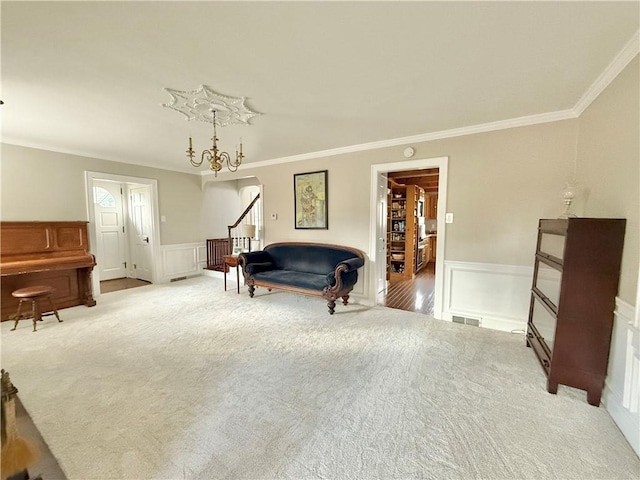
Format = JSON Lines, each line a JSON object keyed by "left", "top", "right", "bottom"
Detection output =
{"left": 452, "top": 315, "right": 481, "bottom": 327}
{"left": 170, "top": 276, "right": 187, "bottom": 282}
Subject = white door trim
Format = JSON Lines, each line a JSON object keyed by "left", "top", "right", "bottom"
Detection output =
{"left": 375, "top": 171, "right": 388, "bottom": 295}
{"left": 85, "top": 171, "right": 161, "bottom": 297}
{"left": 369, "top": 156, "right": 449, "bottom": 319}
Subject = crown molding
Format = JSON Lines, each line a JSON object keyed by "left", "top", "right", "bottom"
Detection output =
{"left": 1, "top": 139, "right": 198, "bottom": 175}
{"left": 573, "top": 29, "right": 639, "bottom": 116}
{"left": 203, "top": 108, "right": 577, "bottom": 177}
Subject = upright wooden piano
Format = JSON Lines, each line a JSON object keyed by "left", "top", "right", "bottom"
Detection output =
{"left": 1, "top": 221, "right": 97, "bottom": 321}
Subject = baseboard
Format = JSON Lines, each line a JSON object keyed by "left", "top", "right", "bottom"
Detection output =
{"left": 442, "top": 310, "right": 526, "bottom": 333}
{"left": 603, "top": 383, "right": 639, "bottom": 457}
{"left": 202, "top": 269, "right": 223, "bottom": 279}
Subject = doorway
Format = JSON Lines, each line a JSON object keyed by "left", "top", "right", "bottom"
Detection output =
{"left": 378, "top": 169, "right": 440, "bottom": 315}
{"left": 85, "top": 172, "right": 160, "bottom": 296}
{"left": 370, "top": 156, "right": 448, "bottom": 320}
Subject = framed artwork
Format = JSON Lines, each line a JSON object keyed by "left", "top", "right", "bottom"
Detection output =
{"left": 294, "top": 170, "right": 328, "bottom": 229}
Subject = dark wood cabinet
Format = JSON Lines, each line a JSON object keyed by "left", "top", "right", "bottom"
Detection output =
{"left": 526, "top": 218, "right": 626, "bottom": 406}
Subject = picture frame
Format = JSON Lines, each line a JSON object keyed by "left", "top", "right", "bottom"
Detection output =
{"left": 294, "top": 170, "right": 328, "bottom": 229}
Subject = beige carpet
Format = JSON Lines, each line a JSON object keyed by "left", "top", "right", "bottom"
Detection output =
{"left": 1, "top": 276, "right": 638, "bottom": 480}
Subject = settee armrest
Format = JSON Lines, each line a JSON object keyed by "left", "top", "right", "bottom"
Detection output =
{"left": 239, "top": 251, "right": 272, "bottom": 265}
{"left": 325, "top": 256, "right": 365, "bottom": 288}
{"left": 239, "top": 251, "right": 275, "bottom": 276}
{"left": 337, "top": 257, "right": 365, "bottom": 272}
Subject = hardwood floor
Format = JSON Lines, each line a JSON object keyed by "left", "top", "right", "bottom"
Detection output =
{"left": 100, "top": 277, "right": 151, "bottom": 294}
{"left": 378, "top": 262, "right": 435, "bottom": 315}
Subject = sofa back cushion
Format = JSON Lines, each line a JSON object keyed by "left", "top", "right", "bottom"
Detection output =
{"left": 265, "top": 243, "right": 360, "bottom": 275}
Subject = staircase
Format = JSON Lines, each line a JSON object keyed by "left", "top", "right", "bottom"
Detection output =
{"left": 205, "top": 193, "right": 260, "bottom": 272}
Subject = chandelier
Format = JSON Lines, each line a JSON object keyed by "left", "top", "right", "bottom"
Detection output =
{"left": 186, "top": 110, "right": 244, "bottom": 176}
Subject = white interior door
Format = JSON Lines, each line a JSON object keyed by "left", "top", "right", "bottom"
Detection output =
{"left": 128, "top": 185, "right": 153, "bottom": 282}
{"left": 94, "top": 181, "right": 127, "bottom": 281}
{"left": 376, "top": 172, "right": 388, "bottom": 294}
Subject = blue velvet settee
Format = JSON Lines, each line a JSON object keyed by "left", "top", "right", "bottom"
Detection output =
{"left": 238, "top": 242, "right": 365, "bottom": 314}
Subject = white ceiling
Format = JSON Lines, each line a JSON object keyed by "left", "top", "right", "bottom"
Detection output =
{"left": 2, "top": 2, "right": 638, "bottom": 174}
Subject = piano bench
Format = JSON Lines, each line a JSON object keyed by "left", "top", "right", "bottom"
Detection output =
{"left": 10, "top": 286, "right": 63, "bottom": 332}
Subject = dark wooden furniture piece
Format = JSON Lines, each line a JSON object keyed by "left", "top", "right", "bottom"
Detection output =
{"left": 239, "top": 242, "right": 365, "bottom": 315}
{"left": 223, "top": 254, "right": 240, "bottom": 294}
{"left": 10, "top": 285, "right": 62, "bottom": 332}
{"left": 1, "top": 221, "right": 97, "bottom": 321}
{"left": 526, "top": 218, "right": 626, "bottom": 406}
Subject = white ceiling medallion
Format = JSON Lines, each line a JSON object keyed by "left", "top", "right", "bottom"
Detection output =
{"left": 162, "top": 85, "right": 260, "bottom": 126}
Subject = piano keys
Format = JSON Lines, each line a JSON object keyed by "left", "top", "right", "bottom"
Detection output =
{"left": 1, "top": 221, "right": 97, "bottom": 321}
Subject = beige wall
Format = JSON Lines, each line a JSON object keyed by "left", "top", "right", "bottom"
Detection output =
{"left": 577, "top": 56, "right": 639, "bottom": 302}
{"left": 0, "top": 144, "right": 208, "bottom": 245}
{"left": 213, "top": 119, "right": 578, "bottom": 266}
{"left": 201, "top": 180, "right": 242, "bottom": 239}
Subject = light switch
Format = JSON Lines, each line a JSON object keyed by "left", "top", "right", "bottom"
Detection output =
{"left": 161, "top": 215, "right": 167, "bottom": 223}
{"left": 445, "top": 213, "right": 454, "bottom": 223}
{"left": 270, "top": 213, "right": 278, "bottom": 220}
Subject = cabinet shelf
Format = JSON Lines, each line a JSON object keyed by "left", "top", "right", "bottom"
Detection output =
{"left": 535, "top": 252, "right": 563, "bottom": 270}
{"left": 531, "top": 287, "right": 557, "bottom": 316}
{"left": 386, "top": 185, "right": 419, "bottom": 283}
{"left": 526, "top": 218, "right": 625, "bottom": 406}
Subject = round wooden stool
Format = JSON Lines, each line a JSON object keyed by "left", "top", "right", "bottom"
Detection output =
{"left": 10, "top": 285, "right": 62, "bottom": 332}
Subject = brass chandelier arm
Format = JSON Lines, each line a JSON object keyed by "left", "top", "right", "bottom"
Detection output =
{"left": 187, "top": 147, "right": 203, "bottom": 167}
{"left": 185, "top": 109, "right": 245, "bottom": 176}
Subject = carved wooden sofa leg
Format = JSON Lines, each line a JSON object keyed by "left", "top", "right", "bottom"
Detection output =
{"left": 327, "top": 298, "right": 336, "bottom": 315}
{"left": 248, "top": 285, "right": 255, "bottom": 298}
{"left": 341, "top": 295, "right": 350, "bottom": 306}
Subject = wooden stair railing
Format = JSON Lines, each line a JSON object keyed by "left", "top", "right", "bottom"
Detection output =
{"left": 205, "top": 193, "right": 260, "bottom": 272}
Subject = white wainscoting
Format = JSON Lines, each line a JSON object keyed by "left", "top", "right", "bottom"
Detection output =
{"left": 159, "top": 242, "right": 207, "bottom": 283}
{"left": 603, "top": 298, "right": 640, "bottom": 456}
{"left": 442, "top": 261, "right": 532, "bottom": 332}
